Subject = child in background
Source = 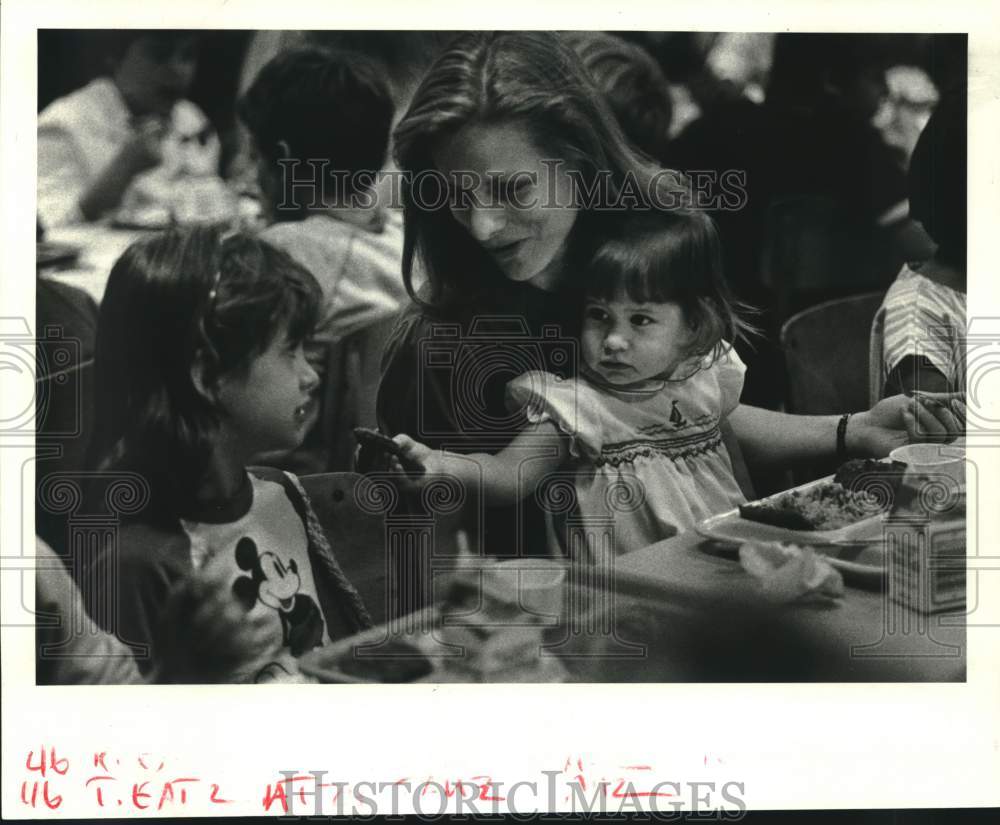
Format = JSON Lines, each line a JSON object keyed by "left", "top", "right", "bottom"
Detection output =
{"left": 872, "top": 91, "right": 966, "bottom": 400}
{"left": 37, "top": 31, "right": 229, "bottom": 229}
{"left": 392, "top": 211, "right": 756, "bottom": 556}
{"left": 238, "top": 47, "right": 410, "bottom": 350}
{"left": 84, "top": 226, "right": 371, "bottom": 682}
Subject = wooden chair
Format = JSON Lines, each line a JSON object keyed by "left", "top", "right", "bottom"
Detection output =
{"left": 780, "top": 291, "right": 885, "bottom": 416}
{"left": 299, "top": 472, "right": 390, "bottom": 626}
{"left": 780, "top": 291, "right": 884, "bottom": 483}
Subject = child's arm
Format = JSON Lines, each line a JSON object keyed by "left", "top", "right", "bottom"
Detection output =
{"left": 391, "top": 420, "right": 571, "bottom": 506}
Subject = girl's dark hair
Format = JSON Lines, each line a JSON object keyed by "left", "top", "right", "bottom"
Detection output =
{"left": 908, "top": 90, "right": 966, "bottom": 269}
{"left": 391, "top": 30, "right": 689, "bottom": 312}
{"left": 584, "top": 211, "right": 758, "bottom": 363}
{"left": 86, "top": 225, "right": 321, "bottom": 520}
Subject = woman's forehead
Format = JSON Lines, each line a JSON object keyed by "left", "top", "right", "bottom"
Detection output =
{"left": 432, "top": 120, "right": 548, "bottom": 174}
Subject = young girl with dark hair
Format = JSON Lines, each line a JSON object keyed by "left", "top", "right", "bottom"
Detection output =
{"left": 85, "top": 225, "right": 370, "bottom": 682}
{"left": 391, "top": 212, "right": 757, "bottom": 554}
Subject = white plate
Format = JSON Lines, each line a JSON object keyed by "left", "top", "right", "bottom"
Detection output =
{"left": 697, "top": 475, "right": 888, "bottom": 547}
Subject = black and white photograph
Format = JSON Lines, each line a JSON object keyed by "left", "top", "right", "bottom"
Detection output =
{"left": 3, "top": 0, "right": 999, "bottom": 819}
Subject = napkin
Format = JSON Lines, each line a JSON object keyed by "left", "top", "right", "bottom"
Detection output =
{"left": 739, "top": 542, "right": 845, "bottom": 605}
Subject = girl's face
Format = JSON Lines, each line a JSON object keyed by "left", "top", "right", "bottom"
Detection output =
{"left": 581, "top": 292, "right": 693, "bottom": 386}
{"left": 432, "top": 121, "right": 579, "bottom": 291}
{"left": 215, "top": 328, "right": 320, "bottom": 456}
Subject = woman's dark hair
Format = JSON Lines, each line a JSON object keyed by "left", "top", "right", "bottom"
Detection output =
{"left": 392, "top": 31, "right": 689, "bottom": 311}
{"left": 238, "top": 46, "right": 395, "bottom": 208}
{"left": 908, "top": 90, "right": 966, "bottom": 268}
{"left": 584, "top": 210, "right": 758, "bottom": 363}
{"left": 87, "top": 225, "right": 321, "bottom": 520}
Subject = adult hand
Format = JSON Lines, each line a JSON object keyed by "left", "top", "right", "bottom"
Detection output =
{"left": 849, "top": 392, "right": 965, "bottom": 457}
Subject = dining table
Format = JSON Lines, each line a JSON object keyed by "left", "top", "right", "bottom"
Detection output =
{"left": 303, "top": 524, "right": 966, "bottom": 684}
{"left": 37, "top": 223, "right": 155, "bottom": 304}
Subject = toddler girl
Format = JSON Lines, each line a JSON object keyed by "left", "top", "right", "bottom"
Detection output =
{"left": 84, "top": 225, "right": 370, "bottom": 682}
{"left": 392, "top": 211, "right": 757, "bottom": 556}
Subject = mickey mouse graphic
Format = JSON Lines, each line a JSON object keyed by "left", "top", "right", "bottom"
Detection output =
{"left": 231, "top": 536, "right": 325, "bottom": 656}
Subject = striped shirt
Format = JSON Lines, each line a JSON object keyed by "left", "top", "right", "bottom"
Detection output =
{"left": 871, "top": 264, "right": 966, "bottom": 400}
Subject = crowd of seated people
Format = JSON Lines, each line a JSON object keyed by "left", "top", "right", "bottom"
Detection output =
{"left": 34, "top": 30, "right": 966, "bottom": 684}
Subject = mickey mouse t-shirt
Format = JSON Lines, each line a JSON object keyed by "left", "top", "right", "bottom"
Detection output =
{"left": 87, "top": 468, "right": 370, "bottom": 683}
{"left": 181, "top": 474, "right": 327, "bottom": 683}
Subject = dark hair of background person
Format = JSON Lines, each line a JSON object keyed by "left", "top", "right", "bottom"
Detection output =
{"left": 299, "top": 31, "right": 458, "bottom": 101}
{"left": 562, "top": 31, "right": 673, "bottom": 164}
{"left": 237, "top": 46, "right": 395, "bottom": 205}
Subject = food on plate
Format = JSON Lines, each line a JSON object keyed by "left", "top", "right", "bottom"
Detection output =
{"left": 739, "top": 480, "right": 886, "bottom": 531}
{"left": 833, "top": 458, "right": 907, "bottom": 495}
{"left": 336, "top": 638, "right": 433, "bottom": 683}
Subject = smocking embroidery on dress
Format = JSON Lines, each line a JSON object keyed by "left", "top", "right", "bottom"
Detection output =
{"left": 596, "top": 426, "right": 724, "bottom": 468}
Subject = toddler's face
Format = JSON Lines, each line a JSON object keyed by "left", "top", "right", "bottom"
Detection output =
{"left": 581, "top": 293, "right": 693, "bottom": 386}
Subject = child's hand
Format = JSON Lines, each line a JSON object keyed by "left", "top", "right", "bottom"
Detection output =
{"left": 156, "top": 561, "right": 276, "bottom": 684}
{"left": 389, "top": 434, "right": 439, "bottom": 488}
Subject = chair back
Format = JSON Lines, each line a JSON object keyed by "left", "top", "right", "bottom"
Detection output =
{"left": 299, "top": 472, "right": 390, "bottom": 625}
{"left": 780, "top": 291, "right": 885, "bottom": 416}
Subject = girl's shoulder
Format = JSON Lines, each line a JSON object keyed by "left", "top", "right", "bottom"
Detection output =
{"left": 506, "top": 371, "right": 612, "bottom": 460}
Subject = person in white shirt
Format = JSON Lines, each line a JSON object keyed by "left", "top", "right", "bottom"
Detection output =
{"left": 37, "top": 31, "right": 224, "bottom": 229}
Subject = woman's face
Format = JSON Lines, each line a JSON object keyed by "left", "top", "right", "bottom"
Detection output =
{"left": 432, "top": 121, "right": 579, "bottom": 291}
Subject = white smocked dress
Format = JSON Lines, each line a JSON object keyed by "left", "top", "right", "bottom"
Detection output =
{"left": 506, "top": 346, "right": 748, "bottom": 556}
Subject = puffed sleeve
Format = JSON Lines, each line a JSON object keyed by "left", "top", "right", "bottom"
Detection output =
{"left": 714, "top": 344, "right": 747, "bottom": 417}
{"left": 505, "top": 372, "right": 605, "bottom": 462}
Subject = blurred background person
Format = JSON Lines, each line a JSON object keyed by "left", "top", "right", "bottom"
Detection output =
{"left": 563, "top": 30, "right": 673, "bottom": 164}
{"left": 37, "top": 30, "right": 232, "bottom": 229}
